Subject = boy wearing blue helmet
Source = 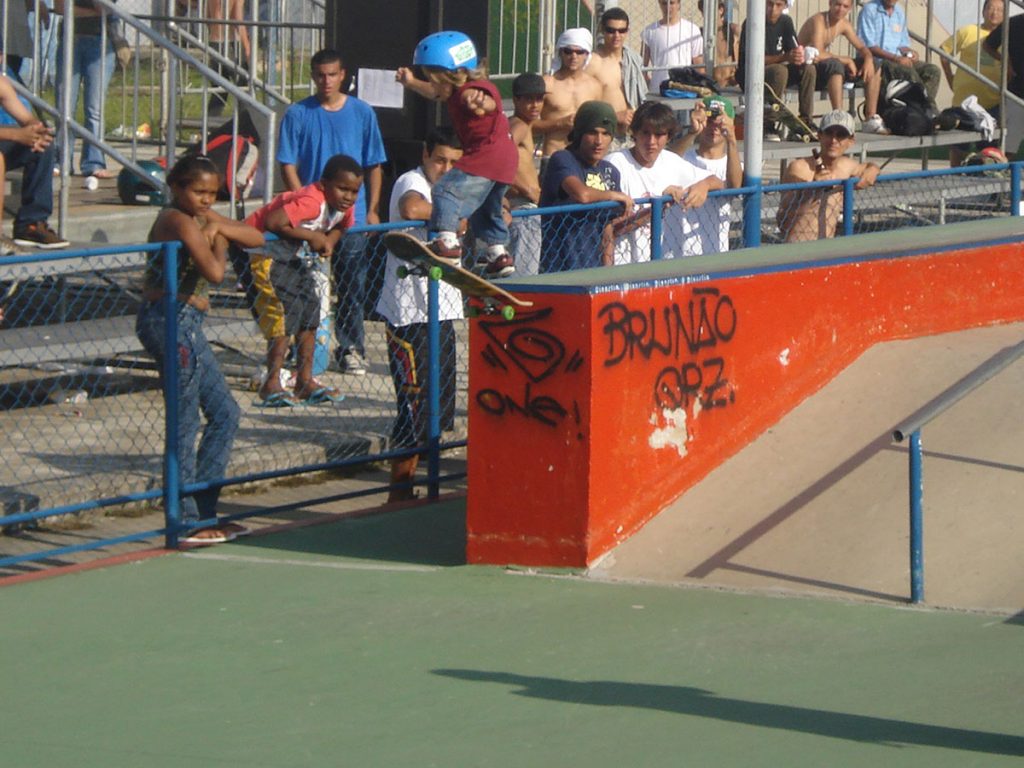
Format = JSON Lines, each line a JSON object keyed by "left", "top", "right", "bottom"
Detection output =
{"left": 396, "top": 31, "right": 519, "bottom": 278}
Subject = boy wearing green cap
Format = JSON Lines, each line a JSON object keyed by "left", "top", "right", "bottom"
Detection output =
{"left": 539, "top": 100, "right": 634, "bottom": 272}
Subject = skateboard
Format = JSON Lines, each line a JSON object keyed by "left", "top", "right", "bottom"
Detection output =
{"left": 383, "top": 232, "right": 533, "bottom": 320}
{"left": 764, "top": 83, "right": 818, "bottom": 143}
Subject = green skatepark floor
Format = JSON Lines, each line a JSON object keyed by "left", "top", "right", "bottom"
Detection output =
{"left": 2, "top": 499, "right": 1021, "bottom": 767}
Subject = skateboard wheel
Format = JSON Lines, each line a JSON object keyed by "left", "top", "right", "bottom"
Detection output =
{"left": 428, "top": 265, "right": 443, "bottom": 281}
{"left": 501, "top": 305, "right": 515, "bottom": 321}
{"left": 397, "top": 266, "right": 410, "bottom": 279}
{"left": 800, "top": 135, "right": 811, "bottom": 143}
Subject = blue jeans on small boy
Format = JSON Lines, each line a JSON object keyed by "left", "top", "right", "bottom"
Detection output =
{"left": 136, "top": 301, "right": 240, "bottom": 525}
{"left": 429, "top": 168, "right": 510, "bottom": 247}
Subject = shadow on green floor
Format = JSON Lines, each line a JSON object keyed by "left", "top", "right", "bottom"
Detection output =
{"left": 231, "top": 498, "right": 467, "bottom": 566}
{"left": 433, "top": 669, "right": 1024, "bottom": 756}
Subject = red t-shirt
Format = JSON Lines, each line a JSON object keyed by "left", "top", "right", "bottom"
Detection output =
{"left": 246, "top": 183, "right": 354, "bottom": 234}
{"left": 448, "top": 80, "right": 518, "bottom": 185}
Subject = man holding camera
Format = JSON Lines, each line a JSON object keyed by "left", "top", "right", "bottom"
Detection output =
{"left": 670, "top": 95, "right": 742, "bottom": 255}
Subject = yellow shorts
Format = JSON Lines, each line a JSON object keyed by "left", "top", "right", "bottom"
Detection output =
{"left": 250, "top": 254, "right": 286, "bottom": 341}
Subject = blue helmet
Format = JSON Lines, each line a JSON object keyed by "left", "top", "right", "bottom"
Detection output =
{"left": 413, "top": 31, "right": 478, "bottom": 71}
{"left": 117, "top": 160, "right": 167, "bottom": 206}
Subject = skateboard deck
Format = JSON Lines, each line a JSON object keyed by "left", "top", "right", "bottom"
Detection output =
{"left": 383, "top": 232, "right": 533, "bottom": 319}
{"left": 764, "top": 83, "right": 818, "bottom": 143}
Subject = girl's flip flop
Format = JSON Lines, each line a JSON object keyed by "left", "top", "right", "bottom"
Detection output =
{"left": 255, "top": 392, "right": 300, "bottom": 408}
{"left": 302, "top": 386, "right": 346, "bottom": 405}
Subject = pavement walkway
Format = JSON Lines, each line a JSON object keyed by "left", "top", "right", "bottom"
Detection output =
{"left": 1, "top": 497, "right": 1021, "bottom": 768}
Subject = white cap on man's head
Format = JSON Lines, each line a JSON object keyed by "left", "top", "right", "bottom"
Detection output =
{"left": 819, "top": 110, "right": 856, "bottom": 136}
{"left": 552, "top": 28, "right": 594, "bottom": 71}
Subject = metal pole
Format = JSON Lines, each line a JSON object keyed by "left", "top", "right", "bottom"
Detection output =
{"left": 1012, "top": 161, "right": 1022, "bottom": 216}
{"left": 909, "top": 429, "right": 924, "bottom": 603}
{"left": 162, "top": 241, "right": 182, "bottom": 548}
{"left": 842, "top": 177, "right": 855, "bottom": 235}
{"left": 742, "top": 0, "right": 765, "bottom": 248}
{"left": 427, "top": 271, "right": 441, "bottom": 500}
{"left": 650, "top": 196, "right": 663, "bottom": 259}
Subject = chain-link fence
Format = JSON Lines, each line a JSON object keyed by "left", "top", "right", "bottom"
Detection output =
{"left": 527, "top": 161, "right": 1020, "bottom": 265}
{"left": 2, "top": 163, "right": 1019, "bottom": 564}
{"left": 0, "top": 223, "right": 468, "bottom": 565}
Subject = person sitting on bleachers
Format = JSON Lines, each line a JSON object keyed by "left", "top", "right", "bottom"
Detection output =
{"left": 940, "top": 0, "right": 1004, "bottom": 166}
{"left": 641, "top": 0, "right": 704, "bottom": 93}
{"left": 737, "top": 0, "right": 817, "bottom": 141}
{"left": 857, "top": 0, "right": 941, "bottom": 110}
{"left": 798, "top": 0, "right": 887, "bottom": 134}
{"left": 777, "top": 110, "right": 880, "bottom": 243}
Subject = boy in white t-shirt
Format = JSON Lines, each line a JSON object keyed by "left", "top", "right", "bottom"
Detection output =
{"left": 671, "top": 95, "right": 743, "bottom": 255}
{"left": 606, "top": 101, "right": 719, "bottom": 264}
{"left": 641, "top": 0, "right": 705, "bottom": 91}
{"left": 376, "top": 128, "right": 465, "bottom": 501}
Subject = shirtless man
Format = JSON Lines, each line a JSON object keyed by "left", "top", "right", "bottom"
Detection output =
{"left": 778, "top": 111, "right": 880, "bottom": 242}
{"left": 537, "top": 28, "right": 604, "bottom": 156}
{"left": 506, "top": 72, "right": 545, "bottom": 275}
{"left": 588, "top": 8, "right": 647, "bottom": 140}
{"left": 798, "top": 0, "right": 887, "bottom": 134}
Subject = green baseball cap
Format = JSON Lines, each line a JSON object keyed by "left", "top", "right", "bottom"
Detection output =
{"left": 702, "top": 96, "right": 735, "bottom": 119}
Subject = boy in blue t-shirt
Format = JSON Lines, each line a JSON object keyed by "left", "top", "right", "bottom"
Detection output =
{"left": 539, "top": 100, "right": 634, "bottom": 272}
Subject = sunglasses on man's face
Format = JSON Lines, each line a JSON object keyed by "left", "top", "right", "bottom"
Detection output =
{"left": 603, "top": 26, "right": 628, "bottom": 34}
{"left": 561, "top": 47, "right": 587, "bottom": 56}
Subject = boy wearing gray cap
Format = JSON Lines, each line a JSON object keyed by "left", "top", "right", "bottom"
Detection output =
{"left": 778, "top": 110, "right": 880, "bottom": 242}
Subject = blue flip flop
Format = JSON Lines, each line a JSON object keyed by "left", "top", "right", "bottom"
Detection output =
{"left": 302, "top": 386, "right": 346, "bottom": 405}
{"left": 255, "top": 392, "right": 300, "bottom": 408}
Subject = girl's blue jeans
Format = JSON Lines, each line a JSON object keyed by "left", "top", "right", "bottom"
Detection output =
{"left": 136, "top": 301, "right": 240, "bottom": 524}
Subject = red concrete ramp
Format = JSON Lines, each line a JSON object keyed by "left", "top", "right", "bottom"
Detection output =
{"left": 589, "top": 323, "right": 1024, "bottom": 612}
{"left": 467, "top": 218, "right": 1024, "bottom": 572}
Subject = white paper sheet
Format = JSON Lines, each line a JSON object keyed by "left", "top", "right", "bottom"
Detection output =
{"left": 359, "top": 69, "right": 405, "bottom": 109}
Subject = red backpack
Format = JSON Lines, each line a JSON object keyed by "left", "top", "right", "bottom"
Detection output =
{"left": 204, "top": 132, "right": 259, "bottom": 200}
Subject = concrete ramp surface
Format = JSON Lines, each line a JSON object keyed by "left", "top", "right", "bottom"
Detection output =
{"left": 590, "top": 323, "right": 1024, "bottom": 613}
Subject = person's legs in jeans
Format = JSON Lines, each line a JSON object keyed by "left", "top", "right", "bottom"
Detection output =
{"left": 78, "top": 35, "right": 115, "bottom": 176}
{"left": 135, "top": 302, "right": 202, "bottom": 524}
{"left": 332, "top": 231, "right": 367, "bottom": 370}
{"left": 54, "top": 37, "right": 84, "bottom": 172}
{"left": 430, "top": 169, "right": 505, "bottom": 268}
{"left": 0, "top": 140, "right": 56, "bottom": 229}
{"left": 189, "top": 311, "right": 241, "bottom": 517}
{"left": 467, "top": 181, "right": 512, "bottom": 276}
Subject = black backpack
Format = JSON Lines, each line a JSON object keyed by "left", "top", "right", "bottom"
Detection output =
{"left": 936, "top": 106, "right": 985, "bottom": 133}
{"left": 881, "top": 79, "right": 937, "bottom": 136}
{"left": 664, "top": 66, "right": 720, "bottom": 95}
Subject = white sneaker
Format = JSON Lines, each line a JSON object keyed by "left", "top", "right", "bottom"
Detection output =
{"left": 861, "top": 114, "right": 889, "bottom": 135}
{"left": 341, "top": 350, "right": 367, "bottom": 376}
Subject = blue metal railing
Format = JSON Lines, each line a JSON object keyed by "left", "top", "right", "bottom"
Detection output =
{"left": 891, "top": 338, "right": 1024, "bottom": 604}
{"left": 1, "top": 162, "right": 1021, "bottom": 569}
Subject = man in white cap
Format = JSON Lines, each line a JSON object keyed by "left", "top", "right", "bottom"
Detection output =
{"left": 537, "top": 27, "right": 603, "bottom": 156}
{"left": 778, "top": 110, "right": 880, "bottom": 242}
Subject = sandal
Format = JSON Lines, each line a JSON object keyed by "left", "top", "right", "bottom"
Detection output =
{"left": 181, "top": 525, "right": 238, "bottom": 545}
